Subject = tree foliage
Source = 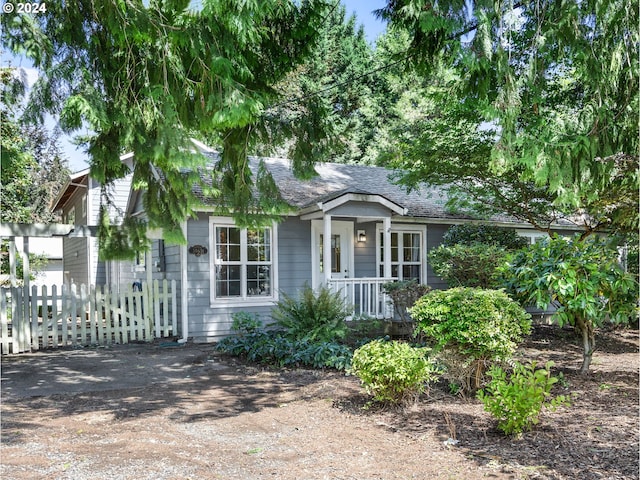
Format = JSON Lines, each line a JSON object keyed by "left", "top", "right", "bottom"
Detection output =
{"left": 1, "top": 0, "right": 334, "bottom": 256}
{"left": 1, "top": 67, "right": 69, "bottom": 224}
{"left": 428, "top": 224, "right": 528, "bottom": 289}
{"left": 376, "top": 0, "right": 639, "bottom": 235}
{"left": 500, "top": 235, "right": 638, "bottom": 374}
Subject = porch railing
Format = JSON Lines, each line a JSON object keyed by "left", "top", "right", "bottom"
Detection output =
{"left": 327, "top": 277, "right": 396, "bottom": 319}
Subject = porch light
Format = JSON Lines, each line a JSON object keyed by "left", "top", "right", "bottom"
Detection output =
{"left": 357, "top": 230, "right": 367, "bottom": 243}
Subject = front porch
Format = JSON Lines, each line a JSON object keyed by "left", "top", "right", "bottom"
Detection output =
{"left": 300, "top": 191, "right": 425, "bottom": 320}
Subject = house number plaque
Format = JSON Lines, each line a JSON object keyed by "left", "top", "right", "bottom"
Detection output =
{"left": 188, "top": 245, "right": 208, "bottom": 257}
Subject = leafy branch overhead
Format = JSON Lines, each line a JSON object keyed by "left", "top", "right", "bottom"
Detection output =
{"left": 1, "top": 0, "right": 334, "bottom": 255}
{"left": 377, "top": 0, "right": 638, "bottom": 236}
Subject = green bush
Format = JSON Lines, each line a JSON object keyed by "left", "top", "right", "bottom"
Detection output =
{"left": 500, "top": 234, "right": 638, "bottom": 373}
{"left": 216, "top": 328, "right": 352, "bottom": 371}
{"left": 271, "top": 284, "right": 350, "bottom": 342}
{"left": 477, "top": 361, "right": 570, "bottom": 435}
{"left": 350, "top": 339, "right": 437, "bottom": 405}
{"left": 428, "top": 243, "right": 509, "bottom": 288}
{"left": 230, "top": 311, "right": 262, "bottom": 335}
{"left": 410, "top": 287, "right": 531, "bottom": 392}
{"left": 382, "top": 279, "right": 431, "bottom": 325}
{"left": 442, "top": 224, "right": 529, "bottom": 250}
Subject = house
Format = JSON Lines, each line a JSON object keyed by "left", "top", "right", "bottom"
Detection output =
{"left": 51, "top": 154, "right": 135, "bottom": 288}
{"left": 123, "top": 144, "right": 580, "bottom": 343}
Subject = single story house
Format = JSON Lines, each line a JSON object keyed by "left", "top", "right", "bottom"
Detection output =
{"left": 123, "top": 143, "right": 577, "bottom": 342}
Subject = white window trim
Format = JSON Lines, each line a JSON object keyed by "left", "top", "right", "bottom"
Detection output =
{"left": 209, "top": 216, "right": 279, "bottom": 307}
{"left": 376, "top": 224, "right": 427, "bottom": 283}
{"left": 516, "top": 230, "right": 549, "bottom": 245}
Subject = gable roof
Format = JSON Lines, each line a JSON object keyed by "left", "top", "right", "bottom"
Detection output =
{"left": 126, "top": 146, "right": 580, "bottom": 229}
{"left": 191, "top": 155, "right": 524, "bottom": 224}
{"left": 51, "top": 168, "right": 90, "bottom": 212}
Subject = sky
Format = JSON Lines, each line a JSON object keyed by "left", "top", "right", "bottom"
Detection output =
{"left": 2, "top": 1, "right": 389, "bottom": 172}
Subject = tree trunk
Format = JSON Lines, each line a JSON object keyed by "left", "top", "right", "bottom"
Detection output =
{"left": 575, "top": 316, "right": 595, "bottom": 374}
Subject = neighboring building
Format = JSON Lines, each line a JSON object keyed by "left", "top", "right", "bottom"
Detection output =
{"left": 51, "top": 154, "right": 135, "bottom": 287}
{"left": 124, "top": 147, "right": 581, "bottom": 342}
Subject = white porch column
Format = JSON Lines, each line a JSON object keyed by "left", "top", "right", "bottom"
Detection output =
{"left": 383, "top": 217, "right": 392, "bottom": 279}
{"left": 323, "top": 213, "right": 332, "bottom": 283}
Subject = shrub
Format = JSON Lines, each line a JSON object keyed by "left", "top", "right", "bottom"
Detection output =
{"left": 410, "top": 287, "right": 531, "bottom": 392}
{"left": 477, "top": 361, "right": 570, "bottom": 435}
{"left": 428, "top": 243, "right": 509, "bottom": 288}
{"left": 500, "top": 234, "right": 638, "bottom": 373}
{"left": 442, "top": 224, "right": 529, "bottom": 250}
{"left": 271, "top": 284, "right": 350, "bottom": 342}
{"left": 230, "top": 311, "right": 262, "bottom": 335}
{"left": 344, "top": 315, "right": 386, "bottom": 347}
{"left": 216, "top": 328, "right": 352, "bottom": 371}
{"left": 382, "top": 279, "right": 431, "bottom": 325}
{"left": 350, "top": 339, "right": 437, "bottom": 405}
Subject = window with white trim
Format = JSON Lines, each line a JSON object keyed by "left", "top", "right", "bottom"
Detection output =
{"left": 517, "top": 230, "right": 549, "bottom": 245}
{"left": 378, "top": 230, "right": 423, "bottom": 282}
{"left": 211, "top": 218, "right": 275, "bottom": 301}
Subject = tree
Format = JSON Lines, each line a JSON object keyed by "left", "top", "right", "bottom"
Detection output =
{"left": 261, "top": 4, "right": 376, "bottom": 165}
{"left": 1, "top": 67, "right": 69, "bottom": 224}
{"left": 500, "top": 235, "right": 638, "bottom": 374}
{"left": 376, "top": 0, "right": 638, "bottom": 236}
{"left": 1, "top": 0, "right": 333, "bottom": 255}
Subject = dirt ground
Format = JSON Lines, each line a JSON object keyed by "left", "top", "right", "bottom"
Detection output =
{"left": 1, "top": 325, "right": 638, "bottom": 480}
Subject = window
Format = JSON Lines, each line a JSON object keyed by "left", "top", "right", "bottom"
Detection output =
{"left": 319, "top": 234, "right": 341, "bottom": 273}
{"left": 517, "top": 230, "right": 549, "bottom": 245}
{"left": 67, "top": 206, "right": 75, "bottom": 225}
{"left": 378, "top": 229, "right": 424, "bottom": 282}
{"left": 210, "top": 218, "right": 276, "bottom": 303}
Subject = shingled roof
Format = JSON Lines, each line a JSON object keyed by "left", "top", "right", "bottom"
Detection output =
{"left": 191, "top": 154, "right": 527, "bottom": 223}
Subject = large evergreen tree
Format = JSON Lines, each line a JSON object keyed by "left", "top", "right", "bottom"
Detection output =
{"left": 375, "top": 0, "right": 638, "bottom": 235}
{"left": 1, "top": 0, "right": 333, "bottom": 254}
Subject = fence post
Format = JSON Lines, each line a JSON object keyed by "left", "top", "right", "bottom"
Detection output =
{"left": 1, "top": 289, "right": 9, "bottom": 354}
{"left": 170, "top": 279, "right": 177, "bottom": 336}
{"left": 153, "top": 280, "right": 161, "bottom": 338}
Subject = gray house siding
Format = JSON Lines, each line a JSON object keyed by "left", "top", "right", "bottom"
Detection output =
{"left": 277, "top": 217, "right": 313, "bottom": 296}
{"left": 61, "top": 185, "right": 90, "bottom": 286}
{"left": 185, "top": 215, "right": 314, "bottom": 341}
{"left": 63, "top": 237, "right": 89, "bottom": 286}
{"left": 354, "top": 221, "right": 377, "bottom": 278}
{"left": 425, "top": 223, "right": 449, "bottom": 290}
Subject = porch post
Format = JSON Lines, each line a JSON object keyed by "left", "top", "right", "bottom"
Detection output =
{"left": 323, "top": 213, "right": 332, "bottom": 283}
{"left": 383, "top": 217, "right": 392, "bottom": 279}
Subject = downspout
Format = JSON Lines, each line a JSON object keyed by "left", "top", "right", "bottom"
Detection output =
{"left": 178, "top": 220, "right": 189, "bottom": 343}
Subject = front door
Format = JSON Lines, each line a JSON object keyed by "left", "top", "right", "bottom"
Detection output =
{"left": 312, "top": 220, "right": 353, "bottom": 286}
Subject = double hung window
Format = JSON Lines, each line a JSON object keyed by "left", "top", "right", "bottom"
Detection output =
{"left": 378, "top": 230, "right": 423, "bottom": 282}
{"left": 211, "top": 219, "right": 275, "bottom": 301}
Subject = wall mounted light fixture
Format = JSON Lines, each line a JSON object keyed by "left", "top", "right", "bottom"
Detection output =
{"left": 357, "top": 230, "right": 367, "bottom": 243}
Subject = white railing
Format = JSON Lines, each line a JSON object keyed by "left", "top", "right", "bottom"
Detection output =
{"left": 0, "top": 280, "right": 177, "bottom": 354}
{"left": 327, "top": 277, "right": 396, "bottom": 319}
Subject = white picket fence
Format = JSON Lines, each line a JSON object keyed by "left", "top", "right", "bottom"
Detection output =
{"left": 0, "top": 280, "right": 178, "bottom": 354}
